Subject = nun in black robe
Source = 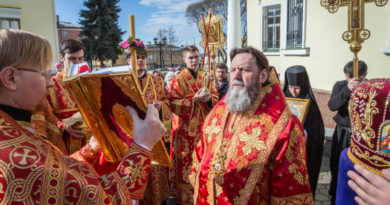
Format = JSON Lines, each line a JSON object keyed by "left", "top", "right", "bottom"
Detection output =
{"left": 283, "top": 65, "right": 325, "bottom": 198}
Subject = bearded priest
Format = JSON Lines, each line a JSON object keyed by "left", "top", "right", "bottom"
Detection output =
{"left": 190, "top": 47, "right": 314, "bottom": 204}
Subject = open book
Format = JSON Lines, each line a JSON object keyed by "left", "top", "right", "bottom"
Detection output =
{"left": 63, "top": 64, "right": 171, "bottom": 167}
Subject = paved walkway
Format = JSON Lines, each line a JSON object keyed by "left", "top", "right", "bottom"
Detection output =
{"left": 315, "top": 156, "right": 332, "bottom": 205}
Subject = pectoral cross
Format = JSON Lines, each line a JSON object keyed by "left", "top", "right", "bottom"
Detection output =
{"left": 321, "top": 0, "right": 388, "bottom": 77}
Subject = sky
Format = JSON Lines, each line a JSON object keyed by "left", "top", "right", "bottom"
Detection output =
{"left": 55, "top": 0, "right": 202, "bottom": 46}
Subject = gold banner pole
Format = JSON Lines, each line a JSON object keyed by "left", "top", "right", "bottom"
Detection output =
{"left": 128, "top": 15, "right": 145, "bottom": 102}
{"left": 129, "top": 15, "right": 138, "bottom": 77}
{"left": 353, "top": 53, "right": 358, "bottom": 78}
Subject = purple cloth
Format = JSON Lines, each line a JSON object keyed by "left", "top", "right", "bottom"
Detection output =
{"left": 336, "top": 148, "right": 357, "bottom": 205}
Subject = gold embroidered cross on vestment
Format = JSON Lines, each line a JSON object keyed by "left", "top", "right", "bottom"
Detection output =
{"left": 204, "top": 118, "right": 221, "bottom": 143}
{"left": 239, "top": 127, "right": 265, "bottom": 156}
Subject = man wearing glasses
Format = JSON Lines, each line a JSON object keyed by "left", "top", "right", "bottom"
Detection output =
{"left": 0, "top": 29, "right": 166, "bottom": 204}
{"left": 32, "top": 39, "right": 90, "bottom": 155}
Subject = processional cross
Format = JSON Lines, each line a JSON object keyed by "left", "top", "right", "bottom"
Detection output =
{"left": 321, "top": 0, "right": 388, "bottom": 77}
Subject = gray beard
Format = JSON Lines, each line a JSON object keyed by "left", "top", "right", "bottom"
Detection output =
{"left": 226, "top": 80, "right": 260, "bottom": 114}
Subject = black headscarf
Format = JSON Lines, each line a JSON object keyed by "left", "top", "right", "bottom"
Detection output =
{"left": 283, "top": 65, "right": 324, "bottom": 139}
{"left": 283, "top": 65, "right": 314, "bottom": 100}
{"left": 283, "top": 65, "right": 325, "bottom": 194}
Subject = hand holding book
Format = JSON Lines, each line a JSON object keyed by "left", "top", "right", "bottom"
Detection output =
{"left": 127, "top": 104, "right": 166, "bottom": 151}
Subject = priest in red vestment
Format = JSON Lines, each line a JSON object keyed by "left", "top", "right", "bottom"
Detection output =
{"left": 0, "top": 29, "right": 167, "bottom": 204}
{"left": 126, "top": 42, "right": 171, "bottom": 205}
{"left": 190, "top": 47, "right": 314, "bottom": 204}
{"left": 74, "top": 40, "right": 172, "bottom": 205}
{"left": 169, "top": 45, "right": 219, "bottom": 204}
{"left": 32, "top": 39, "right": 91, "bottom": 155}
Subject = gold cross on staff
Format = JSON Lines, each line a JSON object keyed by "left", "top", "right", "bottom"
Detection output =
{"left": 321, "top": 0, "right": 388, "bottom": 77}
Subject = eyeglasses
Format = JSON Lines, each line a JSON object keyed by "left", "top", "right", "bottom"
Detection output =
{"left": 16, "top": 68, "right": 51, "bottom": 79}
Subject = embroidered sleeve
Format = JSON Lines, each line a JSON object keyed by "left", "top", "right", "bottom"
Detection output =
{"left": 98, "top": 143, "right": 153, "bottom": 202}
{"left": 270, "top": 117, "right": 314, "bottom": 205}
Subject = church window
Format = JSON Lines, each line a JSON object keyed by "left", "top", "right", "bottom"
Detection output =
{"left": 62, "top": 31, "right": 68, "bottom": 38}
{"left": 286, "top": 0, "right": 304, "bottom": 49}
{"left": 262, "top": 5, "right": 280, "bottom": 52}
{"left": 0, "top": 7, "right": 21, "bottom": 29}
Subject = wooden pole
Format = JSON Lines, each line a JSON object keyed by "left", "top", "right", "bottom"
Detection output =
{"left": 212, "top": 45, "right": 216, "bottom": 80}
{"left": 201, "top": 15, "right": 207, "bottom": 73}
{"left": 206, "top": 13, "right": 212, "bottom": 76}
{"left": 201, "top": 17, "right": 212, "bottom": 76}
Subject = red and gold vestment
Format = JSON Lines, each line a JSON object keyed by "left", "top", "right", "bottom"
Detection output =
{"left": 190, "top": 75, "right": 314, "bottom": 204}
{"left": 32, "top": 71, "right": 89, "bottom": 154}
{"left": 0, "top": 109, "right": 152, "bottom": 204}
{"left": 169, "top": 68, "right": 218, "bottom": 204}
{"left": 138, "top": 73, "right": 171, "bottom": 205}
{"left": 31, "top": 99, "right": 68, "bottom": 154}
{"left": 76, "top": 72, "right": 172, "bottom": 205}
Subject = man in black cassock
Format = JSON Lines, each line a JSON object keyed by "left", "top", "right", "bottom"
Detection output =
{"left": 327, "top": 60, "right": 367, "bottom": 205}
{"left": 283, "top": 65, "right": 325, "bottom": 199}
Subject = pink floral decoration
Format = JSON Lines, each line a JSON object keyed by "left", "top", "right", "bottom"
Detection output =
{"left": 121, "top": 39, "right": 130, "bottom": 49}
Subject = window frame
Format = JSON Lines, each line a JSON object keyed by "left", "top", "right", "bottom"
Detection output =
{"left": 281, "top": 0, "right": 309, "bottom": 56}
{"left": 0, "top": 7, "right": 21, "bottom": 29}
{"left": 62, "top": 30, "right": 68, "bottom": 38}
{"left": 259, "top": 1, "right": 281, "bottom": 56}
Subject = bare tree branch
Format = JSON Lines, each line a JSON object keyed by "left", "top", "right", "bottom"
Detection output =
{"left": 167, "top": 26, "right": 180, "bottom": 45}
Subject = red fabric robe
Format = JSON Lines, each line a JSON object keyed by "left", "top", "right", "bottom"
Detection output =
{"left": 138, "top": 73, "right": 171, "bottom": 205}
{"left": 32, "top": 71, "right": 90, "bottom": 154}
{"left": 0, "top": 109, "right": 152, "bottom": 204}
{"left": 75, "top": 72, "right": 171, "bottom": 205}
{"left": 169, "top": 68, "right": 218, "bottom": 204}
{"left": 190, "top": 74, "right": 314, "bottom": 204}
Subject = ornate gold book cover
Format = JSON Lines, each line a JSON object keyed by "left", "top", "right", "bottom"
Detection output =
{"left": 63, "top": 70, "right": 171, "bottom": 167}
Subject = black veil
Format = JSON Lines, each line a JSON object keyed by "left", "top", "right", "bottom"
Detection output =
{"left": 283, "top": 65, "right": 325, "bottom": 196}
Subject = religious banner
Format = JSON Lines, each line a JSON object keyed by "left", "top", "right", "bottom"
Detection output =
{"left": 198, "top": 9, "right": 226, "bottom": 94}
{"left": 198, "top": 10, "right": 226, "bottom": 50}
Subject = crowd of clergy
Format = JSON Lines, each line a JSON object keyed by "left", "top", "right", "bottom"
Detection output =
{"left": 0, "top": 28, "right": 389, "bottom": 205}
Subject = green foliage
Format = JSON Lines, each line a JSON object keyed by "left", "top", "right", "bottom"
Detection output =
{"left": 79, "top": 0, "right": 124, "bottom": 67}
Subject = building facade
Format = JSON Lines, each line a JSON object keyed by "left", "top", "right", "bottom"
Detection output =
{"left": 0, "top": 0, "right": 58, "bottom": 61}
{"left": 56, "top": 15, "right": 82, "bottom": 45}
{"left": 146, "top": 43, "right": 183, "bottom": 70}
{"left": 108, "top": 43, "right": 184, "bottom": 71}
{"left": 246, "top": 0, "right": 390, "bottom": 130}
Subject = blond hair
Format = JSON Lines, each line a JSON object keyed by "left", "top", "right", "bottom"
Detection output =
{"left": 0, "top": 29, "right": 53, "bottom": 72}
